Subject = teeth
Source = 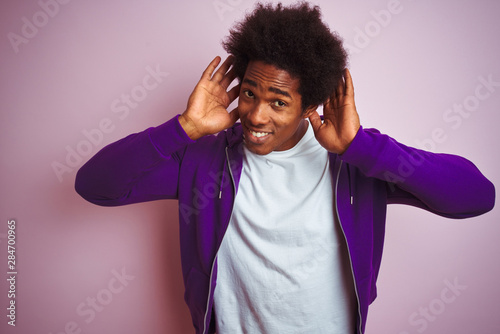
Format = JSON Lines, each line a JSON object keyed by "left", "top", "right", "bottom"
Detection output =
{"left": 250, "top": 130, "right": 269, "bottom": 138}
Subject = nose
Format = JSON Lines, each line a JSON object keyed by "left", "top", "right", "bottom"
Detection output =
{"left": 246, "top": 103, "right": 269, "bottom": 127}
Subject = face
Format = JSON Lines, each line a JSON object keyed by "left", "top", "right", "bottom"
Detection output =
{"left": 237, "top": 60, "right": 316, "bottom": 155}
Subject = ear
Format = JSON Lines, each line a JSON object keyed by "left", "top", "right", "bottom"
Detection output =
{"left": 302, "top": 105, "right": 318, "bottom": 118}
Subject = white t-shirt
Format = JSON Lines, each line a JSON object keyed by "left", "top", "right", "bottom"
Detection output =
{"left": 213, "top": 122, "right": 356, "bottom": 333}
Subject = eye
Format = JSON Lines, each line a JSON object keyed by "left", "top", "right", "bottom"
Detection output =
{"left": 243, "top": 90, "right": 254, "bottom": 98}
{"left": 273, "top": 100, "right": 287, "bottom": 108}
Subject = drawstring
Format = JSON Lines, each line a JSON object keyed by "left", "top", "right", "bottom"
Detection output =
{"left": 219, "top": 149, "right": 228, "bottom": 199}
{"left": 346, "top": 163, "right": 353, "bottom": 205}
{"left": 219, "top": 158, "right": 226, "bottom": 199}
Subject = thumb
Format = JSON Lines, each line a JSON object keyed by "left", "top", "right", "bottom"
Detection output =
{"left": 308, "top": 110, "right": 322, "bottom": 134}
{"left": 228, "top": 107, "right": 240, "bottom": 126}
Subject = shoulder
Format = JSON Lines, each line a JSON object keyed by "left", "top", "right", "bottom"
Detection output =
{"left": 186, "top": 122, "right": 243, "bottom": 153}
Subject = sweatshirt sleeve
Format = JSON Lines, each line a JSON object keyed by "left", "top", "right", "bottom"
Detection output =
{"left": 340, "top": 126, "right": 495, "bottom": 218}
{"left": 75, "top": 115, "right": 195, "bottom": 206}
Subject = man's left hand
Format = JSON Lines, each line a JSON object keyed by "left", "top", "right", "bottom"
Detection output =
{"left": 309, "top": 68, "right": 360, "bottom": 154}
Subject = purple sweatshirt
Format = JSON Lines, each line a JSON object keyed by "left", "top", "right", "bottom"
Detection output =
{"left": 75, "top": 115, "right": 495, "bottom": 334}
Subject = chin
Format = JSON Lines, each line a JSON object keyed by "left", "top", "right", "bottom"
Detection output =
{"left": 244, "top": 142, "right": 272, "bottom": 155}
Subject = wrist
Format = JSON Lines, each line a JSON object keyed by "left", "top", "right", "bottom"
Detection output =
{"left": 178, "top": 114, "right": 202, "bottom": 140}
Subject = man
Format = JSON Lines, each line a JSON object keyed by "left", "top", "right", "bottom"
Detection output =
{"left": 75, "top": 3, "right": 495, "bottom": 334}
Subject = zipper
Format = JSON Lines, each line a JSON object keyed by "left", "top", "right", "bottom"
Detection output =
{"left": 202, "top": 147, "right": 238, "bottom": 334}
{"left": 335, "top": 160, "right": 363, "bottom": 334}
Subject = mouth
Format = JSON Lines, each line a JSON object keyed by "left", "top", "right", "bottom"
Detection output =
{"left": 244, "top": 126, "right": 272, "bottom": 144}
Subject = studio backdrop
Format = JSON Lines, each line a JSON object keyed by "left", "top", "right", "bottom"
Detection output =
{"left": 0, "top": 0, "right": 499, "bottom": 333}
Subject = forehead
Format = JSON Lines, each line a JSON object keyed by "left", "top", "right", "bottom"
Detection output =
{"left": 242, "top": 60, "right": 300, "bottom": 96}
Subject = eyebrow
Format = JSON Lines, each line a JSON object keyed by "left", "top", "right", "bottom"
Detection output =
{"left": 242, "top": 78, "right": 292, "bottom": 99}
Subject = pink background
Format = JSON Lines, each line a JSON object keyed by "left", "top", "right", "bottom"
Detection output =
{"left": 1, "top": 0, "right": 499, "bottom": 333}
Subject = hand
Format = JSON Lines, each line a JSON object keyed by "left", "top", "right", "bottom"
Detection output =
{"left": 309, "top": 68, "right": 360, "bottom": 154}
{"left": 179, "top": 56, "right": 240, "bottom": 140}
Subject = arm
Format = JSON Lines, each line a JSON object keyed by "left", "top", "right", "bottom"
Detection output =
{"left": 75, "top": 56, "right": 241, "bottom": 206}
{"left": 341, "top": 126, "right": 495, "bottom": 218}
{"left": 309, "top": 69, "right": 495, "bottom": 218}
{"left": 75, "top": 116, "right": 194, "bottom": 206}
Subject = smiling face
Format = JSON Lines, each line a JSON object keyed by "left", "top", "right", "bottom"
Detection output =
{"left": 238, "top": 60, "right": 316, "bottom": 155}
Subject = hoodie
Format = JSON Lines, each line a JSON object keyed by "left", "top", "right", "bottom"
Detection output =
{"left": 75, "top": 115, "right": 495, "bottom": 333}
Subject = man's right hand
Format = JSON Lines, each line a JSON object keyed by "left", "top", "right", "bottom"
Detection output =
{"left": 178, "top": 56, "right": 241, "bottom": 140}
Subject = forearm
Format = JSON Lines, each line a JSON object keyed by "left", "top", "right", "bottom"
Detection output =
{"left": 75, "top": 115, "right": 194, "bottom": 206}
{"left": 340, "top": 127, "right": 495, "bottom": 217}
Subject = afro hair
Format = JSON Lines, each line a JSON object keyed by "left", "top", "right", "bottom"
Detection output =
{"left": 223, "top": 2, "right": 348, "bottom": 111}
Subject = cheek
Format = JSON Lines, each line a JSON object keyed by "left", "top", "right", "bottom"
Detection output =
{"left": 237, "top": 100, "right": 252, "bottom": 117}
{"left": 274, "top": 114, "right": 301, "bottom": 132}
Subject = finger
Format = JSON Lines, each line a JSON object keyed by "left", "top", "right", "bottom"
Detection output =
{"left": 211, "top": 55, "right": 234, "bottom": 82}
{"left": 343, "top": 68, "right": 354, "bottom": 97}
{"left": 323, "top": 98, "right": 335, "bottom": 115}
{"left": 201, "top": 56, "right": 222, "bottom": 80}
{"left": 322, "top": 97, "right": 331, "bottom": 113}
{"left": 335, "top": 73, "right": 345, "bottom": 98}
{"left": 220, "top": 66, "right": 238, "bottom": 90}
{"left": 227, "top": 83, "right": 241, "bottom": 103}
